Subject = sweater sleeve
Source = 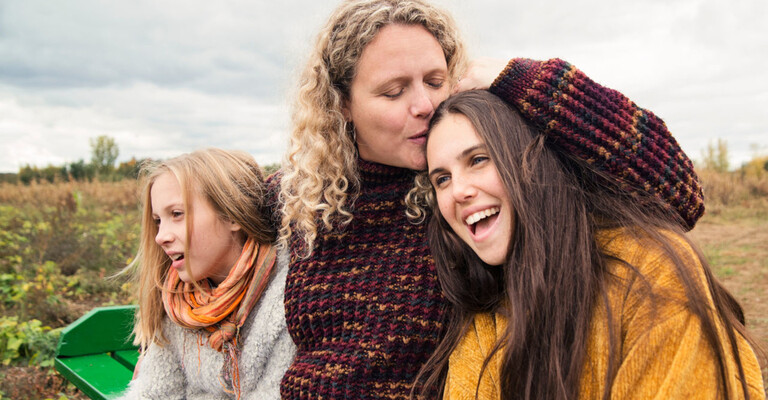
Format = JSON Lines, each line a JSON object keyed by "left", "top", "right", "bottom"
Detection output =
{"left": 242, "top": 247, "right": 297, "bottom": 400}
{"left": 488, "top": 58, "right": 704, "bottom": 231}
{"left": 600, "top": 233, "right": 765, "bottom": 399}
{"left": 115, "top": 321, "right": 186, "bottom": 400}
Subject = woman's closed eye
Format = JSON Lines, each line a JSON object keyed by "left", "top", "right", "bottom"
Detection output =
{"left": 426, "top": 78, "right": 444, "bottom": 89}
{"left": 383, "top": 87, "right": 404, "bottom": 98}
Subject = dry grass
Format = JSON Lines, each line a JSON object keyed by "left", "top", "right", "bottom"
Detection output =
{"left": 697, "top": 169, "right": 768, "bottom": 213}
{"left": 691, "top": 168, "right": 768, "bottom": 391}
{"left": 0, "top": 179, "right": 139, "bottom": 211}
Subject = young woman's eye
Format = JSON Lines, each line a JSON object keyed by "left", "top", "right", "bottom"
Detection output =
{"left": 152, "top": 218, "right": 161, "bottom": 226}
{"left": 433, "top": 175, "right": 451, "bottom": 188}
{"left": 171, "top": 210, "right": 184, "bottom": 219}
{"left": 471, "top": 155, "right": 489, "bottom": 166}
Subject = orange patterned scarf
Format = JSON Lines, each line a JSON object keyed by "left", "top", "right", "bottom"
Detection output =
{"left": 162, "top": 238, "right": 277, "bottom": 398}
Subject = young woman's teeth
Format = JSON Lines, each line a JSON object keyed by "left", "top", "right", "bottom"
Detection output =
{"left": 465, "top": 207, "right": 500, "bottom": 225}
{"left": 171, "top": 254, "right": 183, "bottom": 261}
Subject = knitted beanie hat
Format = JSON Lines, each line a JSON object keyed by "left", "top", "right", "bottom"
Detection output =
{"left": 489, "top": 58, "right": 704, "bottom": 230}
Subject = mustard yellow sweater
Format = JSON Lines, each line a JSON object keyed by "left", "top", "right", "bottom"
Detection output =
{"left": 444, "top": 230, "right": 765, "bottom": 399}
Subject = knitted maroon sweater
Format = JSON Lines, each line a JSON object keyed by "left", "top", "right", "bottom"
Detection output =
{"left": 270, "top": 159, "right": 446, "bottom": 399}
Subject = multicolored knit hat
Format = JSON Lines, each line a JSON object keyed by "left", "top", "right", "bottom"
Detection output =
{"left": 489, "top": 58, "right": 704, "bottom": 230}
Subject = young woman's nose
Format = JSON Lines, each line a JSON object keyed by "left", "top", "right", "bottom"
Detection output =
{"left": 451, "top": 174, "right": 477, "bottom": 202}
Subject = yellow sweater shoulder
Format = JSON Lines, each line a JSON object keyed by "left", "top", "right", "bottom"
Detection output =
{"left": 444, "top": 229, "right": 766, "bottom": 400}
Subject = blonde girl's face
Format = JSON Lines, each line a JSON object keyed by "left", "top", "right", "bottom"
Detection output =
{"left": 343, "top": 23, "right": 450, "bottom": 171}
{"left": 150, "top": 172, "right": 243, "bottom": 285}
{"left": 427, "top": 114, "right": 514, "bottom": 266}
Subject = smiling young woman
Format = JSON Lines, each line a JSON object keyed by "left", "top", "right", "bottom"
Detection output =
{"left": 427, "top": 113, "right": 513, "bottom": 266}
{"left": 416, "top": 61, "right": 765, "bottom": 399}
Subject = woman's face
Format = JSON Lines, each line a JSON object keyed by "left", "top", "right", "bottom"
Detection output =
{"left": 427, "top": 114, "right": 514, "bottom": 266}
{"left": 344, "top": 23, "right": 450, "bottom": 170}
{"left": 151, "top": 172, "right": 243, "bottom": 284}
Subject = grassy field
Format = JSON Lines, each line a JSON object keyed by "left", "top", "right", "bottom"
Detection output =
{"left": 690, "top": 169, "right": 768, "bottom": 391}
{"left": 0, "top": 180, "right": 137, "bottom": 399}
{"left": 0, "top": 169, "right": 766, "bottom": 398}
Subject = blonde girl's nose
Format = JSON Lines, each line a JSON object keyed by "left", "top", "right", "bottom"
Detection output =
{"left": 154, "top": 222, "right": 173, "bottom": 246}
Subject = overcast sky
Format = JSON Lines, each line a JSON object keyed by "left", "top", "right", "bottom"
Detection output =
{"left": 1, "top": 0, "right": 766, "bottom": 173}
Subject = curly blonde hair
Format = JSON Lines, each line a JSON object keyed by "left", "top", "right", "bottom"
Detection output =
{"left": 279, "top": 0, "right": 467, "bottom": 256}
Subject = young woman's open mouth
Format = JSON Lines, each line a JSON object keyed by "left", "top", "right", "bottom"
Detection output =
{"left": 464, "top": 206, "right": 500, "bottom": 239}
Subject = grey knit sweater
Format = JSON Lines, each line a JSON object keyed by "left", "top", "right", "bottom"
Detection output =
{"left": 117, "top": 249, "right": 295, "bottom": 400}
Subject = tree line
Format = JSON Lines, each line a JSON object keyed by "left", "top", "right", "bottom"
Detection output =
{"left": 5, "top": 135, "right": 759, "bottom": 185}
{"left": 1, "top": 135, "right": 147, "bottom": 184}
{"left": 1, "top": 135, "right": 282, "bottom": 185}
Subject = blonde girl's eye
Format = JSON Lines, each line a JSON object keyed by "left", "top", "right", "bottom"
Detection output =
{"left": 152, "top": 217, "right": 161, "bottom": 226}
{"left": 171, "top": 210, "right": 184, "bottom": 219}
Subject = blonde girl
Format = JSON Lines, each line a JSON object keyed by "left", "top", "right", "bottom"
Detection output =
{"left": 120, "top": 148, "right": 295, "bottom": 400}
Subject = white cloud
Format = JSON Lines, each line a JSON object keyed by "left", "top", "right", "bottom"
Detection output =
{"left": 0, "top": 0, "right": 766, "bottom": 172}
{"left": 440, "top": 0, "right": 768, "bottom": 166}
{"left": 0, "top": 83, "right": 289, "bottom": 171}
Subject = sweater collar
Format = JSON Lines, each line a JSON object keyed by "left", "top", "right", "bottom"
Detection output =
{"left": 357, "top": 157, "right": 417, "bottom": 185}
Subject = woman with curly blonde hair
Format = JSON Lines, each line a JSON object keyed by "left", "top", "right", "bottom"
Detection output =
{"left": 270, "top": 1, "right": 472, "bottom": 397}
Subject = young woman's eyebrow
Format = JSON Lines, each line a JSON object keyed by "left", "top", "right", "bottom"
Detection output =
{"left": 428, "top": 144, "right": 487, "bottom": 178}
{"left": 428, "top": 167, "right": 446, "bottom": 179}
{"left": 460, "top": 144, "right": 486, "bottom": 158}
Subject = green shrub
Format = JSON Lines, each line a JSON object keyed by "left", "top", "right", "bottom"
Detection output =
{"left": 0, "top": 317, "right": 61, "bottom": 367}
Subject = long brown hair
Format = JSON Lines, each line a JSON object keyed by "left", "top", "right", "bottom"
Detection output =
{"left": 415, "top": 91, "right": 760, "bottom": 399}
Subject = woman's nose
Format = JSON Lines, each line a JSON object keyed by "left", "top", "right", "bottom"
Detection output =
{"left": 410, "top": 86, "right": 435, "bottom": 118}
{"left": 155, "top": 222, "right": 172, "bottom": 246}
{"left": 451, "top": 174, "right": 477, "bottom": 202}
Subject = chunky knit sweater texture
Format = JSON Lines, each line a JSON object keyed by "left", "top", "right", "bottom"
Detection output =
{"left": 490, "top": 58, "right": 704, "bottom": 230}
{"left": 444, "top": 230, "right": 766, "bottom": 399}
{"left": 268, "top": 160, "right": 445, "bottom": 399}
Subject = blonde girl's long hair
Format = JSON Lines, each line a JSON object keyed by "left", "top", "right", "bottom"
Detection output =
{"left": 279, "top": 0, "right": 467, "bottom": 256}
{"left": 127, "top": 148, "right": 275, "bottom": 349}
